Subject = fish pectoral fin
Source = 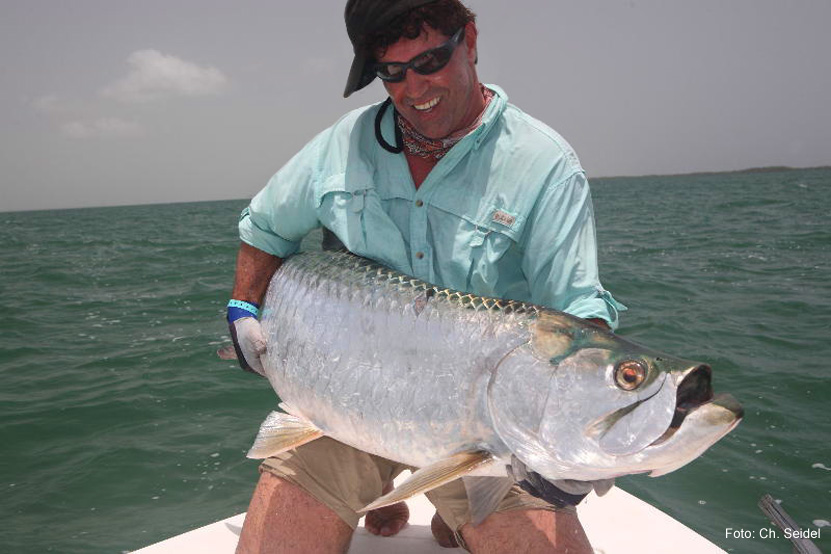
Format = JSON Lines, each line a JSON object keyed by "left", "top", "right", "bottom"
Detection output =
{"left": 462, "top": 476, "right": 515, "bottom": 526}
{"left": 359, "top": 450, "right": 494, "bottom": 513}
{"left": 591, "top": 478, "right": 615, "bottom": 497}
{"left": 246, "top": 411, "right": 323, "bottom": 459}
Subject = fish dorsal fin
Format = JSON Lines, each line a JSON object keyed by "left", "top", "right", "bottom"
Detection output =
{"left": 462, "top": 476, "right": 515, "bottom": 526}
{"left": 246, "top": 411, "right": 323, "bottom": 459}
{"left": 359, "top": 450, "right": 494, "bottom": 513}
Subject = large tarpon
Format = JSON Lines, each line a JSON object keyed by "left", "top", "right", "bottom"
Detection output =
{"left": 245, "top": 250, "right": 742, "bottom": 520}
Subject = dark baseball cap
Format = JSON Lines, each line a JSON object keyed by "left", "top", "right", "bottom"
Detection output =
{"left": 343, "top": 0, "right": 440, "bottom": 97}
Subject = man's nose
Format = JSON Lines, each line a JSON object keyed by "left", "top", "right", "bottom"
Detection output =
{"left": 402, "top": 69, "right": 429, "bottom": 99}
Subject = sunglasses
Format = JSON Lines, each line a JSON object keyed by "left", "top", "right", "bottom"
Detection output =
{"left": 373, "top": 27, "right": 465, "bottom": 83}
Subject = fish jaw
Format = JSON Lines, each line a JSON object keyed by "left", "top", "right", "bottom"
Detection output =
{"left": 590, "top": 364, "right": 743, "bottom": 478}
{"left": 645, "top": 392, "right": 743, "bottom": 476}
{"left": 590, "top": 362, "right": 710, "bottom": 457}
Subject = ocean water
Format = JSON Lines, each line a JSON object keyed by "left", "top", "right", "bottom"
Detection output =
{"left": 1, "top": 168, "right": 828, "bottom": 553}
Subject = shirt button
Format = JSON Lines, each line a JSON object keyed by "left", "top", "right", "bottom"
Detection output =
{"left": 415, "top": 251, "right": 424, "bottom": 259}
{"left": 415, "top": 200, "right": 424, "bottom": 207}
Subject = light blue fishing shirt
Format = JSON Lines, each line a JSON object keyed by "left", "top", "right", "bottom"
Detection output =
{"left": 240, "top": 85, "right": 626, "bottom": 328}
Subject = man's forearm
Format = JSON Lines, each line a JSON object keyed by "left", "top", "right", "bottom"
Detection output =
{"left": 231, "top": 242, "right": 284, "bottom": 304}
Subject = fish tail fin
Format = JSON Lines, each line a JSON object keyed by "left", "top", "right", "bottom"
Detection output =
{"left": 246, "top": 411, "right": 323, "bottom": 459}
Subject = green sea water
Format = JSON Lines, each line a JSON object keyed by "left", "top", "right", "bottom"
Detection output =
{"left": 1, "top": 168, "right": 829, "bottom": 553}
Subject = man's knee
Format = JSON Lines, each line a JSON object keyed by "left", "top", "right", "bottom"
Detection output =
{"left": 460, "top": 508, "right": 592, "bottom": 554}
{"left": 237, "top": 472, "right": 353, "bottom": 554}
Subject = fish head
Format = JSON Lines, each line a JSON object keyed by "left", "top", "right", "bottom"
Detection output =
{"left": 488, "top": 311, "right": 742, "bottom": 481}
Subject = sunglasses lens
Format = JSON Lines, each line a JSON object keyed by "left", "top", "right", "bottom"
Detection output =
{"left": 412, "top": 47, "right": 452, "bottom": 75}
{"left": 376, "top": 64, "right": 404, "bottom": 81}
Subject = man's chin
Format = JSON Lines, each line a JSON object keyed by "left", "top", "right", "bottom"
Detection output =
{"left": 402, "top": 109, "right": 451, "bottom": 139}
{"left": 414, "top": 123, "right": 452, "bottom": 140}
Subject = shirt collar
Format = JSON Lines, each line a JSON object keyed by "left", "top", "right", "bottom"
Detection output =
{"left": 468, "top": 84, "right": 507, "bottom": 149}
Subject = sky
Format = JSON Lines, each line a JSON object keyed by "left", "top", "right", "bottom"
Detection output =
{"left": 2, "top": 0, "right": 830, "bottom": 212}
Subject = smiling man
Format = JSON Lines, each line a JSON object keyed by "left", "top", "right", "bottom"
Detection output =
{"left": 229, "top": 1, "right": 624, "bottom": 552}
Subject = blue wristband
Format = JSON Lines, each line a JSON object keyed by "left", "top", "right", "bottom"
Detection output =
{"left": 227, "top": 300, "right": 260, "bottom": 323}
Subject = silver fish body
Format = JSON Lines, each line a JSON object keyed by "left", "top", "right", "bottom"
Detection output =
{"left": 257, "top": 250, "right": 742, "bottom": 483}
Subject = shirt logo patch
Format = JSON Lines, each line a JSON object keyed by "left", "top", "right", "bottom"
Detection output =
{"left": 492, "top": 210, "right": 516, "bottom": 228}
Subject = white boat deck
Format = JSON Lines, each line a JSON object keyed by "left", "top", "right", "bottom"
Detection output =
{"left": 135, "top": 479, "right": 725, "bottom": 553}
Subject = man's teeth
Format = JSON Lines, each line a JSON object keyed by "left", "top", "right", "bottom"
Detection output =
{"left": 413, "top": 97, "right": 440, "bottom": 111}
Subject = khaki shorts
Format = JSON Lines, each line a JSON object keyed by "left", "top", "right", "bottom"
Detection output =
{"left": 259, "top": 437, "right": 560, "bottom": 535}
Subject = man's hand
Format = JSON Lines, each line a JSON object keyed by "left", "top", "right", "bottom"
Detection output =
{"left": 229, "top": 315, "right": 267, "bottom": 376}
{"left": 364, "top": 482, "right": 410, "bottom": 537}
{"left": 226, "top": 243, "right": 284, "bottom": 376}
{"left": 508, "top": 456, "right": 614, "bottom": 508}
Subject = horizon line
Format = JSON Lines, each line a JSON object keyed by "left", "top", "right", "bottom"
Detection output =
{"left": 3, "top": 164, "right": 829, "bottom": 215}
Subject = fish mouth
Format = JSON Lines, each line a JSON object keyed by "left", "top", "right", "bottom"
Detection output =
{"left": 649, "top": 365, "right": 715, "bottom": 446}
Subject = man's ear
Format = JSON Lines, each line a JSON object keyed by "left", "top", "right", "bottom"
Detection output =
{"left": 465, "top": 21, "right": 479, "bottom": 64}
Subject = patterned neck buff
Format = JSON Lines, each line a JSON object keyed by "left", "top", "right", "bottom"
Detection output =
{"left": 397, "top": 85, "right": 495, "bottom": 161}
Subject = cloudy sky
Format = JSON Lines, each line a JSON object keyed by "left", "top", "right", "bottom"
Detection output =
{"left": 2, "top": 0, "right": 830, "bottom": 212}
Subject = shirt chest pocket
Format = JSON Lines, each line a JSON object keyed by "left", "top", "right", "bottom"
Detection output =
{"left": 428, "top": 189, "right": 527, "bottom": 296}
{"left": 314, "top": 174, "right": 373, "bottom": 254}
{"left": 314, "top": 174, "right": 411, "bottom": 271}
{"left": 466, "top": 218, "right": 523, "bottom": 296}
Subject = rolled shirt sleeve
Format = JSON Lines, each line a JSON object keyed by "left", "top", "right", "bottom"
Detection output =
{"left": 238, "top": 132, "right": 327, "bottom": 258}
{"left": 521, "top": 171, "right": 627, "bottom": 329}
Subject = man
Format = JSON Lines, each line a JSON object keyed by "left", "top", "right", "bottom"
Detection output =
{"left": 228, "top": 1, "right": 624, "bottom": 552}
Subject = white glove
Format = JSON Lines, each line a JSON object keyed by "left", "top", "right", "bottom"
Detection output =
{"left": 228, "top": 316, "right": 267, "bottom": 376}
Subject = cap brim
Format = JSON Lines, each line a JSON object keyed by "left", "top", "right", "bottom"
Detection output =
{"left": 344, "top": 51, "right": 375, "bottom": 98}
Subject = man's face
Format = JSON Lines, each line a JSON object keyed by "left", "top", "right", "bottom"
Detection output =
{"left": 377, "top": 23, "right": 480, "bottom": 139}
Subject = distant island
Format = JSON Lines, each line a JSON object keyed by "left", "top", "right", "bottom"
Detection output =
{"left": 595, "top": 165, "right": 831, "bottom": 180}
{"left": 691, "top": 165, "right": 831, "bottom": 176}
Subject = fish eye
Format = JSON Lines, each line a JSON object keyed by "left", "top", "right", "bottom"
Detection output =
{"left": 614, "top": 360, "right": 647, "bottom": 391}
